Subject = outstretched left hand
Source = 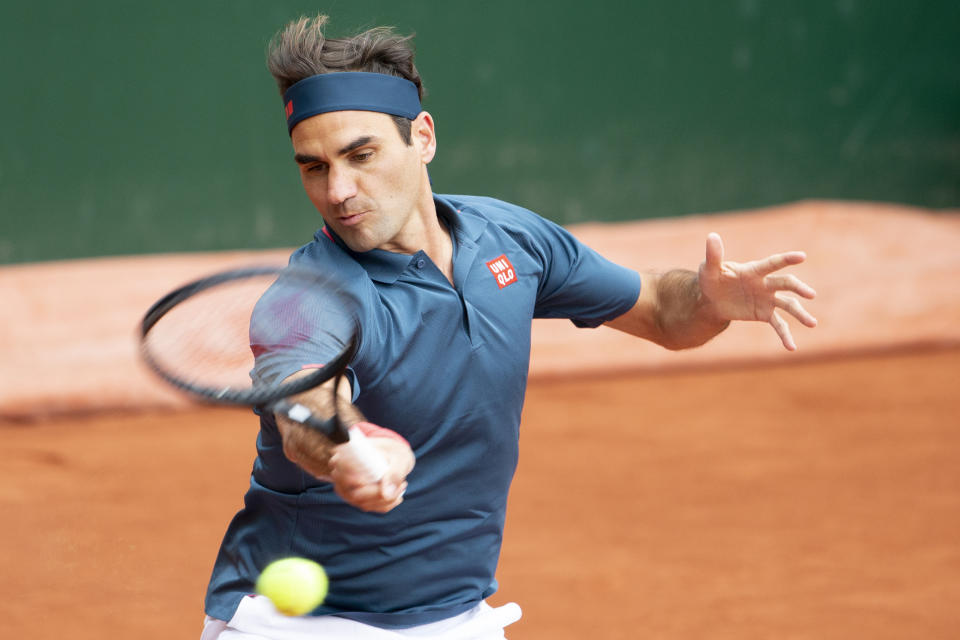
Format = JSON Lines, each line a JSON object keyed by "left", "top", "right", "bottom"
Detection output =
{"left": 698, "top": 232, "right": 817, "bottom": 350}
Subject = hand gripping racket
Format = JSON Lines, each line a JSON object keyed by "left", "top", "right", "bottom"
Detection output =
{"left": 138, "top": 265, "right": 387, "bottom": 480}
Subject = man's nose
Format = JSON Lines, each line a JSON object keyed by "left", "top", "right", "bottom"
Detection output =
{"left": 327, "top": 165, "right": 358, "bottom": 206}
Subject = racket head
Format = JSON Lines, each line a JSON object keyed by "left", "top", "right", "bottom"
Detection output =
{"left": 139, "top": 265, "right": 360, "bottom": 407}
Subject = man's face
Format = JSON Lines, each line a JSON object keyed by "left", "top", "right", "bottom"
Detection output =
{"left": 291, "top": 110, "right": 433, "bottom": 253}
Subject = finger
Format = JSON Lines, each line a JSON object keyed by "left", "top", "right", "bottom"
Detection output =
{"left": 381, "top": 479, "right": 408, "bottom": 502}
{"left": 328, "top": 454, "right": 377, "bottom": 489}
{"left": 365, "top": 482, "right": 407, "bottom": 512}
{"left": 335, "top": 481, "right": 386, "bottom": 506}
{"left": 336, "top": 481, "right": 406, "bottom": 513}
{"left": 754, "top": 251, "right": 806, "bottom": 277}
{"left": 765, "top": 274, "right": 817, "bottom": 299}
{"left": 769, "top": 310, "right": 797, "bottom": 351}
{"left": 368, "top": 492, "right": 405, "bottom": 513}
{"left": 774, "top": 294, "right": 818, "bottom": 328}
{"left": 704, "top": 232, "right": 724, "bottom": 272}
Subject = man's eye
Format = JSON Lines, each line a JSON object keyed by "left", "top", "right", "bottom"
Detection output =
{"left": 353, "top": 151, "right": 373, "bottom": 162}
{"left": 306, "top": 164, "right": 327, "bottom": 173}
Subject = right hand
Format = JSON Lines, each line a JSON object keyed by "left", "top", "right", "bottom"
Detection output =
{"left": 329, "top": 434, "right": 414, "bottom": 513}
{"left": 276, "top": 416, "right": 414, "bottom": 513}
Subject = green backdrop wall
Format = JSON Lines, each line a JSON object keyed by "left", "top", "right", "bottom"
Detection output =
{"left": 2, "top": 1, "right": 958, "bottom": 264}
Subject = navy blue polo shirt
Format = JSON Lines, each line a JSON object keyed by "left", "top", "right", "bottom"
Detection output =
{"left": 205, "top": 194, "right": 641, "bottom": 628}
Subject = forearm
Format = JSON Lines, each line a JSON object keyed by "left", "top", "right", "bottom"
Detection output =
{"left": 654, "top": 269, "right": 730, "bottom": 350}
{"left": 274, "top": 371, "right": 415, "bottom": 510}
{"left": 282, "top": 374, "right": 366, "bottom": 431}
{"left": 274, "top": 373, "right": 363, "bottom": 479}
{"left": 607, "top": 269, "right": 729, "bottom": 350}
{"left": 608, "top": 233, "right": 815, "bottom": 352}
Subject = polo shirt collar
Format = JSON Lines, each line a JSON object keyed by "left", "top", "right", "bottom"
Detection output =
{"left": 436, "top": 194, "right": 487, "bottom": 245}
{"left": 316, "top": 194, "right": 488, "bottom": 284}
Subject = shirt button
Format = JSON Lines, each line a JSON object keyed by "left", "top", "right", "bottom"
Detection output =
{"left": 416, "top": 259, "right": 426, "bottom": 269}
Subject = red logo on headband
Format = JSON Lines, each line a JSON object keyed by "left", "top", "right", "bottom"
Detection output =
{"left": 285, "top": 100, "right": 294, "bottom": 118}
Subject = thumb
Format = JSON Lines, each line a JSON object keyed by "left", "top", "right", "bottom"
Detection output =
{"left": 704, "top": 232, "right": 724, "bottom": 273}
{"left": 381, "top": 477, "right": 406, "bottom": 500}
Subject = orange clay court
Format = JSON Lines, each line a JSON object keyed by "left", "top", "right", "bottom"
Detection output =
{"left": 2, "top": 201, "right": 959, "bottom": 639}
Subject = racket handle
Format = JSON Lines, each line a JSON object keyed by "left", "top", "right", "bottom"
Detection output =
{"left": 274, "top": 401, "right": 388, "bottom": 482}
{"left": 274, "top": 400, "right": 349, "bottom": 444}
{"left": 344, "top": 425, "right": 389, "bottom": 482}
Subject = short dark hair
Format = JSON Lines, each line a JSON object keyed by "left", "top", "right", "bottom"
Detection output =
{"left": 266, "top": 15, "right": 424, "bottom": 144}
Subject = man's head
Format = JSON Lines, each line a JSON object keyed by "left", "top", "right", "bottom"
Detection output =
{"left": 267, "top": 15, "right": 424, "bottom": 144}
{"left": 266, "top": 16, "right": 437, "bottom": 254}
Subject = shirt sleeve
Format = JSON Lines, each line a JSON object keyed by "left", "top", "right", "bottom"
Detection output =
{"left": 518, "top": 211, "right": 641, "bottom": 328}
{"left": 249, "top": 250, "right": 362, "bottom": 391}
{"left": 249, "top": 278, "right": 353, "bottom": 387}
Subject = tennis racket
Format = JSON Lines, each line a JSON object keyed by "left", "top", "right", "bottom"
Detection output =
{"left": 138, "top": 265, "right": 387, "bottom": 480}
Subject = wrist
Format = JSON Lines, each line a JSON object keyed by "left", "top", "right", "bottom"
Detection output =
{"left": 352, "top": 421, "right": 410, "bottom": 448}
{"left": 695, "top": 288, "right": 731, "bottom": 328}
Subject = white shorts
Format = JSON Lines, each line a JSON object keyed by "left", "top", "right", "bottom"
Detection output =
{"left": 201, "top": 596, "right": 522, "bottom": 640}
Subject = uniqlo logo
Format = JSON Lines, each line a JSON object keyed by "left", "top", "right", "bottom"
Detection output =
{"left": 285, "top": 100, "right": 294, "bottom": 117}
{"left": 486, "top": 254, "right": 517, "bottom": 289}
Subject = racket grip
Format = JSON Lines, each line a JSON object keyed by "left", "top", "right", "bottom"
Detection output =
{"left": 274, "top": 400, "right": 388, "bottom": 483}
{"left": 344, "top": 425, "right": 389, "bottom": 482}
{"left": 274, "top": 400, "right": 350, "bottom": 444}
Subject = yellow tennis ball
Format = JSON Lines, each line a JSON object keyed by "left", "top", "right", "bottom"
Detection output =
{"left": 255, "top": 557, "right": 329, "bottom": 616}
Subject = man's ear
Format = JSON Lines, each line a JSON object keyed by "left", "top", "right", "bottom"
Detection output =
{"left": 412, "top": 111, "right": 436, "bottom": 163}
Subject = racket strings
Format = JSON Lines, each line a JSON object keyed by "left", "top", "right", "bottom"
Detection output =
{"left": 143, "top": 278, "right": 270, "bottom": 394}
{"left": 141, "top": 269, "right": 360, "bottom": 402}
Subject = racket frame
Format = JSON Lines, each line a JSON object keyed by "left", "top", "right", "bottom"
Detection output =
{"left": 139, "top": 266, "right": 357, "bottom": 407}
{"left": 138, "top": 265, "right": 388, "bottom": 478}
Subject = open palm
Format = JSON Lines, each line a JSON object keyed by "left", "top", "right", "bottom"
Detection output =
{"left": 698, "top": 233, "right": 817, "bottom": 350}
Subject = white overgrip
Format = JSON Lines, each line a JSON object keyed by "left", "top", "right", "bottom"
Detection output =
{"left": 345, "top": 425, "right": 389, "bottom": 482}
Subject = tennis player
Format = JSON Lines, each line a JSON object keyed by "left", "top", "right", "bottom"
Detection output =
{"left": 202, "top": 15, "right": 816, "bottom": 640}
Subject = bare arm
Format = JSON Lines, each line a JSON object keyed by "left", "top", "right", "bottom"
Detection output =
{"left": 606, "top": 233, "right": 817, "bottom": 350}
{"left": 605, "top": 267, "right": 730, "bottom": 350}
{"left": 275, "top": 372, "right": 415, "bottom": 513}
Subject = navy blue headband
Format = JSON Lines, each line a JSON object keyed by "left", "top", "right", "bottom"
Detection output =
{"left": 283, "top": 72, "right": 422, "bottom": 134}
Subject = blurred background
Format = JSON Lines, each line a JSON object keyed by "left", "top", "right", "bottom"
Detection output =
{"left": 2, "top": 0, "right": 958, "bottom": 265}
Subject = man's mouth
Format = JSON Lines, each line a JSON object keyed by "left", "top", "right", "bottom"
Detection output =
{"left": 339, "top": 210, "right": 368, "bottom": 226}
